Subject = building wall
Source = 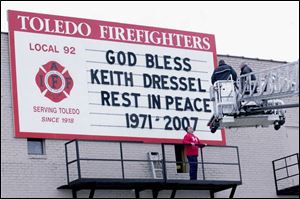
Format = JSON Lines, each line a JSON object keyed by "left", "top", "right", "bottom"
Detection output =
{"left": 1, "top": 33, "right": 299, "bottom": 198}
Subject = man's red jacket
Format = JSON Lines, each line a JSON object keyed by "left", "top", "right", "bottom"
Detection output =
{"left": 183, "top": 133, "right": 203, "bottom": 156}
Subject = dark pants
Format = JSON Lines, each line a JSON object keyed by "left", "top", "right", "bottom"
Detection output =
{"left": 187, "top": 155, "right": 198, "bottom": 180}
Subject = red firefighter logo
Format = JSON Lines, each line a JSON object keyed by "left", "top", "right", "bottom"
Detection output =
{"left": 35, "top": 61, "right": 74, "bottom": 103}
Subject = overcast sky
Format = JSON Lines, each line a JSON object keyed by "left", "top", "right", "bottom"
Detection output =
{"left": 1, "top": 1, "right": 299, "bottom": 62}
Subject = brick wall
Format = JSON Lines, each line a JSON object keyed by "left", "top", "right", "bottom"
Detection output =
{"left": 1, "top": 33, "right": 298, "bottom": 198}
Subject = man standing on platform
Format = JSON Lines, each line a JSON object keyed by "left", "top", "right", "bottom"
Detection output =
{"left": 183, "top": 127, "right": 207, "bottom": 180}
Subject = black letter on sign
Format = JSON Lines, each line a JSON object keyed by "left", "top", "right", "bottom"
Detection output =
{"left": 90, "top": 69, "right": 100, "bottom": 84}
{"left": 143, "top": 74, "right": 152, "bottom": 88}
{"left": 101, "top": 91, "right": 111, "bottom": 106}
{"left": 128, "top": 52, "right": 137, "bottom": 66}
{"left": 117, "top": 51, "right": 126, "bottom": 65}
{"left": 203, "top": 98, "right": 211, "bottom": 112}
{"left": 183, "top": 58, "right": 191, "bottom": 72}
{"left": 165, "top": 96, "right": 174, "bottom": 110}
{"left": 106, "top": 50, "right": 115, "bottom": 64}
{"left": 145, "top": 54, "right": 154, "bottom": 68}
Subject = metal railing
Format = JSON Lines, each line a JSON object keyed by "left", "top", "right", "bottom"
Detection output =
{"left": 272, "top": 153, "right": 299, "bottom": 195}
{"left": 64, "top": 140, "right": 242, "bottom": 184}
{"left": 238, "top": 61, "right": 299, "bottom": 102}
{"left": 210, "top": 79, "right": 239, "bottom": 118}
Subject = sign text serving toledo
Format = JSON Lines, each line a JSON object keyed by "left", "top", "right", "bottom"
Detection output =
{"left": 8, "top": 10, "right": 225, "bottom": 144}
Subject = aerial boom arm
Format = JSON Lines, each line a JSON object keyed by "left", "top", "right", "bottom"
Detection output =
{"left": 208, "top": 61, "right": 299, "bottom": 133}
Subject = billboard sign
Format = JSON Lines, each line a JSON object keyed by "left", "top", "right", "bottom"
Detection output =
{"left": 8, "top": 10, "right": 225, "bottom": 144}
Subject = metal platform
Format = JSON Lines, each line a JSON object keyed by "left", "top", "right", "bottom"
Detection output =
{"left": 219, "top": 114, "right": 281, "bottom": 129}
{"left": 58, "top": 140, "right": 242, "bottom": 198}
{"left": 58, "top": 178, "right": 241, "bottom": 198}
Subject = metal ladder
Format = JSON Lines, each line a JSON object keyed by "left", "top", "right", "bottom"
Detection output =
{"left": 148, "top": 152, "right": 163, "bottom": 179}
{"left": 237, "top": 61, "right": 299, "bottom": 103}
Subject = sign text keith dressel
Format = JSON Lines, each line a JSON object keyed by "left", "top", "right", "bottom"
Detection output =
{"left": 8, "top": 10, "right": 225, "bottom": 144}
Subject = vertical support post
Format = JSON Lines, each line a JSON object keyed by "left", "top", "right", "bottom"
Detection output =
{"left": 297, "top": 153, "right": 299, "bottom": 173}
{"left": 161, "top": 144, "right": 167, "bottom": 182}
{"left": 217, "top": 82, "right": 221, "bottom": 117}
{"left": 229, "top": 185, "right": 237, "bottom": 198}
{"left": 170, "top": 190, "right": 176, "bottom": 198}
{"left": 295, "top": 61, "right": 299, "bottom": 94}
{"left": 152, "top": 190, "right": 159, "bottom": 198}
{"left": 65, "top": 143, "right": 70, "bottom": 184}
{"left": 89, "top": 189, "right": 95, "bottom": 198}
{"left": 200, "top": 147, "right": 205, "bottom": 180}
{"left": 120, "top": 142, "right": 125, "bottom": 179}
{"left": 135, "top": 189, "right": 140, "bottom": 198}
{"left": 72, "top": 189, "right": 77, "bottom": 198}
{"left": 236, "top": 147, "right": 242, "bottom": 183}
{"left": 75, "top": 140, "right": 81, "bottom": 179}
{"left": 210, "top": 190, "right": 215, "bottom": 198}
{"left": 272, "top": 160, "right": 279, "bottom": 194}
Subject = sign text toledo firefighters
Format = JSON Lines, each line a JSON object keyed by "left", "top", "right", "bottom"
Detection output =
{"left": 8, "top": 10, "right": 225, "bottom": 144}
